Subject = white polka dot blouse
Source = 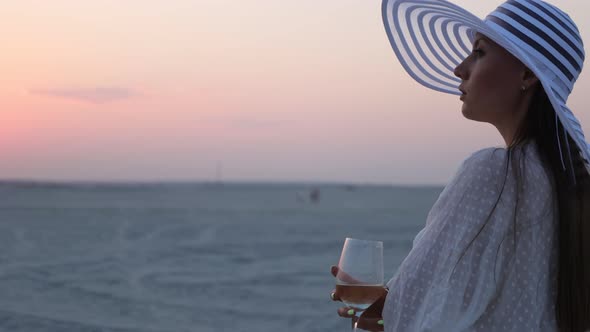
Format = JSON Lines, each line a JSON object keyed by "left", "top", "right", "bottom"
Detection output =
{"left": 383, "top": 142, "right": 558, "bottom": 331}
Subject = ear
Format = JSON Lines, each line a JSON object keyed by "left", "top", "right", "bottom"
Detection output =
{"left": 522, "top": 67, "right": 539, "bottom": 90}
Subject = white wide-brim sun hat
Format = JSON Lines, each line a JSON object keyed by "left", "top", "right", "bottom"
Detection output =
{"left": 382, "top": 0, "right": 590, "bottom": 175}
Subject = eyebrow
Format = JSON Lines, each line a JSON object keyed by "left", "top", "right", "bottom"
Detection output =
{"left": 473, "top": 37, "right": 486, "bottom": 48}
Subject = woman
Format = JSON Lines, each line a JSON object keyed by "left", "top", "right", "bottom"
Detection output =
{"left": 332, "top": 0, "right": 590, "bottom": 331}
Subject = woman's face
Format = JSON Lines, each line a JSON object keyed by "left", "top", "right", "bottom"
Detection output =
{"left": 454, "top": 33, "right": 529, "bottom": 126}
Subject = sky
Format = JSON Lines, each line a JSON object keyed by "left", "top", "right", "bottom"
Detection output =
{"left": 1, "top": 0, "right": 590, "bottom": 185}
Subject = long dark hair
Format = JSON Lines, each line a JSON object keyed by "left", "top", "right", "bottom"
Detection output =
{"left": 512, "top": 85, "right": 590, "bottom": 331}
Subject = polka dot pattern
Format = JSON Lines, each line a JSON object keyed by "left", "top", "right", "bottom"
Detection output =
{"left": 383, "top": 143, "right": 558, "bottom": 331}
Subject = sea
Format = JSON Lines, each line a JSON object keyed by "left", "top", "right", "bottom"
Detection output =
{"left": 0, "top": 181, "right": 444, "bottom": 332}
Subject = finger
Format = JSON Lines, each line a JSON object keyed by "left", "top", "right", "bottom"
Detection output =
{"left": 331, "top": 265, "right": 361, "bottom": 284}
{"left": 337, "top": 306, "right": 356, "bottom": 318}
{"left": 356, "top": 317, "right": 385, "bottom": 332}
{"left": 357, "top": 297, "right": 386, "bottom": 332}
{"left": 330, "top": 265, "right": 339, "bottom": 277}
{"left": 330, "top": 289, "right": 342, "bottom": 302}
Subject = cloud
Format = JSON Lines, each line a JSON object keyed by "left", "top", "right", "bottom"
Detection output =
{"left": 29, "top": 87, "right": 136, "bottom": 104}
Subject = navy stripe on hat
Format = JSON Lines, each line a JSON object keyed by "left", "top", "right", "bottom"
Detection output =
{"left": 526, "top": 0, "right": 582, "bottom": 43}
{"left": 486, "top": 15, "right": 575, "bottom": 82}
{"left": 505, "top": 1, "right": 584, "bottom": 61}
{"left": 494, "top": 7, "right": 582, "bottom": 72}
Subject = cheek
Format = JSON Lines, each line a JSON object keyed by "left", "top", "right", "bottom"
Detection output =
{"left": 478, "top": 70, "right": 511, "bottom": 98}
{"left": 469, "top": 66, "right": 519, "bottom": 114}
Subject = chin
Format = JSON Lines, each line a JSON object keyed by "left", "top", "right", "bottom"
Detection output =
{"left": 462, "top": 111, "right": 490, "bottom": 124}
{"left": 461, "top": 106, "right": 484, "bottom": 122}
{"left": 461, "top": 105, "right": 473, "bottom": 119}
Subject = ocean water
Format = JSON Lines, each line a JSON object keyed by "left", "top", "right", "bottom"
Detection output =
{"left": 0, "top": 181, "right": 443, "bottom": 332}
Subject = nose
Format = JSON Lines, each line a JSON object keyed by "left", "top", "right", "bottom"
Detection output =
{"left": 454, "top": 59, "right": 468, "bottom": 80}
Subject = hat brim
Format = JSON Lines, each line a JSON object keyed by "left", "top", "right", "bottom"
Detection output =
{"left": 382, "top": 0, "right": 590, "bottom": 168}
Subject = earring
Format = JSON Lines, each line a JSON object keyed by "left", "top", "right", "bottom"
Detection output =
{"left": 521, "top": 85, "right": 527, "bottom": 91}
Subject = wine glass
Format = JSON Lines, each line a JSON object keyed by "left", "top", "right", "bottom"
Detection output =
{"left": 335, "top": 238, "right": 384, "bottom": 331}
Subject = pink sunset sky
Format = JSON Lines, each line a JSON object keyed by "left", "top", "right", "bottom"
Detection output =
{"left": 2, "top": 0, "right": 589, "bottom": 185}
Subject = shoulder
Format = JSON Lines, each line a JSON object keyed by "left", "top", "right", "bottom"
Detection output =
{"left": 457, "top": 145, "right": 553, "bottom": 193}
{"left": 449, "top": 147, "right": 519, "bottom": 195}
{"left": 426, "top": 147, "right": 512, "bottom": 224}
{"left": 458, "top": 147, "right": 508, "bottom": 177}
{"left": 463, "top": 147, "right": 508, "bottom": 165}
{"left": 437, "top": 147, "right": 508, "bottom": 201}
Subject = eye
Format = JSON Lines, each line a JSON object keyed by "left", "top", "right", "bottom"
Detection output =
{"left": 472, "top": 48, "right": 484, "bottom": 57}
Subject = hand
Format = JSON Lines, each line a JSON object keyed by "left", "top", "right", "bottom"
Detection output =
{"left": 331, "top": 265, "right": 387, "bottom": 332}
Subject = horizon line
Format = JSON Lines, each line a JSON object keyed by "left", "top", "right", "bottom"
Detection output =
{"left": 0, "top": 178, "right": 446, "bottom": 188}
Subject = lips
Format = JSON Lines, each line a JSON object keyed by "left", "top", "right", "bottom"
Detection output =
{"left": 459, "top": 87, "right": 466, "bottom": 100}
